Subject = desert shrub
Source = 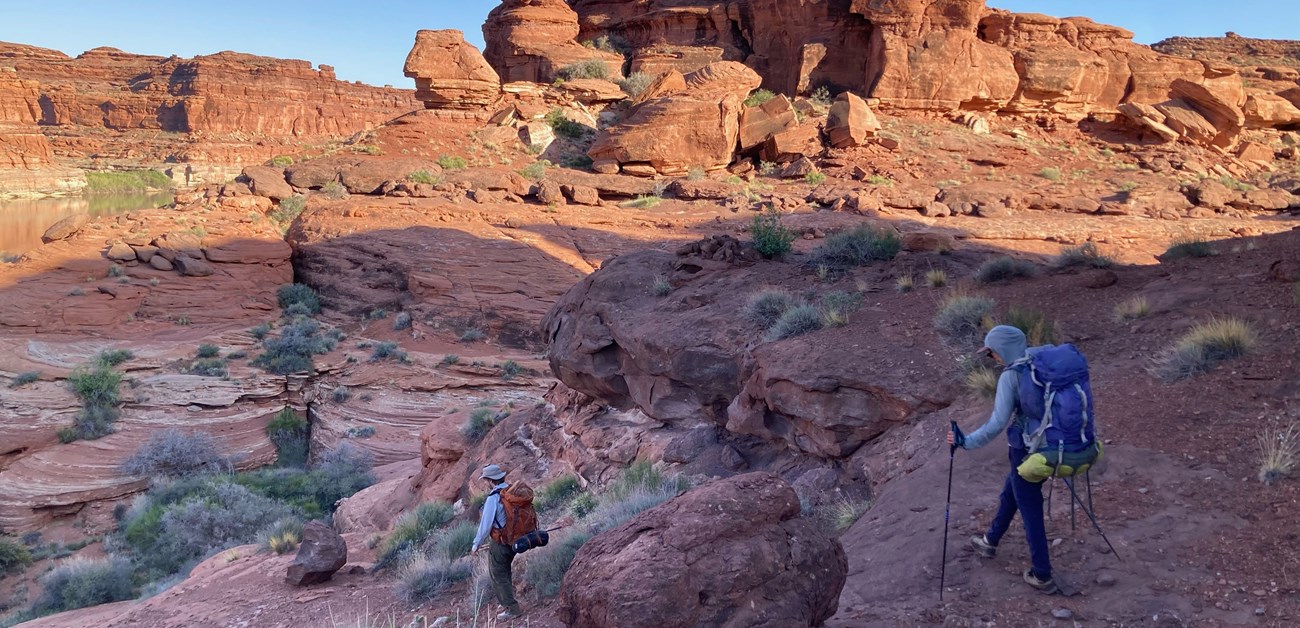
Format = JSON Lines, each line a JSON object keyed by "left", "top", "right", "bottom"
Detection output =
{"left": 196, "top": 344, "right": 220, "bottom": 359}
{"left": 459, "top": 328, "right": 485, "bottom": 343}
{"left": 1155, "top": 317, "right": 1257, "bottom": 381}
{"left": 106, "top": 264, "right": 126, "bottom": 278}
{"left": 524, "top": 530, "right": 593, "bottom": 598}
{"left": 64, "top": 363, "right": 123, "bottom": 442}
{"left": 84, "top": 170, "right": 173, "bottom": 193}
{"left": 370, "top": 341, "right": 406, "bottom": 362}
{"left": 259, "top": 518, "right": 304, "bottom": 554}
{"left": 0, "top": 537, "right": 32, "bottom": 575}
{"left": 588, "top": 485, "right": 682, "bottom": 533}
{"left": 999, "top": 306, "right": 1057, "bottom": 346}
{"left": 743, "top": 89, "right": 776, "bottom": 108}
{"left": 189, "top": 358, "right": 228, "bottom": 377}
{"left": 804, "top": 171, "right": 826, "bottom": 185}
{"left": 322, "top": 181, "right": 348, "bottom": 200}
{"left": 766, "top": 305, "right": 824, "bottom": 341}
{"left": 751, "top": 208, "right": 796, "bottom": 259}
{"left": 518, "top": 162, "right": 547, "bottom": 182}
{"left": 270, "top": 155, "right": 294, "bottom": 167}
{"left": 1113, "top": 295, "right": 1151, "bottom": 321}
{"left": 121, "top": 429, "right": 231, "bottom": 479}
{"left": 545, "top": 108, "right": 588, "bottom": 140}
{"left": 429, "top": 521, "right": 476, "bottom": 563}
{"left": 975, "top": 256, "right": 1037, "bottom": 284}
{"left": 651, "top": 276, "right": 672, "bottom": 296}
{"left": 408, "top": 170, "right": 440, "bottom": 185}
{"left": 926, "top": 269, "right": 948, "bottom": 288}
{"left": 746, "top": 291, "right": 795, "bottom": 329}
{"left": 934, "top": 293, "right": 996, "bottom": 344}
{"left": 619, "top": 195, "right": 661, "bottom": 209}
{"left": 618, "top": 72, "right": 654, "bottom": 97}
{"left": 557, "top": 59, "right": 609, "bottom": 81}
{"left": 238, "top": 443, "right": 374, "bottom": 517}
{"left": 253, "top": 317, "right": 335, "bottom": 375}
{"left": 809, "top": 85, "right": 832, "bottom": 107}
{"left": 461, "top": 407, "right": 498, "bottom": 443}
{"left": 96, "top": 349, "right": 134, "bottom": 368}
{"left": 267, "top": 408, "right": 310, "bottom": 468}
{"left": 379, "top": 501, "right": 454, "bottom": 567}
{"left": 1037, "top": 167, "right": 1063, "bottom": 182}
{"left": 570, "top": 492, "right": 598, "bottom": 518}
{"left": 1163, "top": 237, "right": 1214, "bottom": 260}
{"left": 32, "top": 556, "right": 134, "bottom": 615}
{"left": 270, "top": 195, "right": 306, "bottom": 228}
{"left": 965, "top": 367, "right": 1000, "bottom": 400}
{"left": 440, "top": 354, "right": 460, "bottom": 366}
{"left": 535, "top": 474, "right": 582, "bottom": 512}
{"left": 155, "top": 483, "right": 293, "bottom": 566}
{"left": 331, "top": 386, "right": 352, "bottom": 403}
{"left": 10, "top": 371, "right": 40, "bottom": 388}
{"left": 1054, "top": 242, "right": 1114, "bottom": 269}
{"left": 396, "top": 555, "right": 471, "bottom": 605}
{"left": 437, "top": 155, "right": 468, "bottom": 170}
{"left": 865, "top": 175, "right": 893, "bottom": 186}
{"left": 501, "top": 360, "right": 522, "bottom": 381}
{"left": 810, "top": 225, "right": 901, "bottom": 274}
{"left": 1258, "top": 422, "right": 1300, "bottom": 485}
{"left": 277, "top": 284, "right": 321, "bottom": 315}
{"left": 250, "top": 322, "right": 272, "bottom": 340}
{"left": 829, "top": 497, "right": 872, "bottom": 532}
{"left": 895, "top": 275, "right": 915, "bottom": 293}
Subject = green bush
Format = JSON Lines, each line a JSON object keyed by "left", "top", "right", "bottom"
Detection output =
{"left": 1054, "top": 242, "right": 1114, "bottom": 269}
{"left": 393, "top": 312, "right": 412, "bottom": 331}
{"left": 804, "top": 171, "right": 826, "bottom": 185}
{"left": 556, "top": 60, "right": 610, "bottom": 81}
{"left": 252, "top": 317, "right": 336, "bottom": 375}
{"left": 619, "top": 195, "right": 661, "bottom": 209}
{"left": 975, "top": 256, "right": 1037, "bottom": 284}
{"left": 370, "top": 341, "right": 407, "bottom": 363}
{"left": 934, "top": 294, "right": 996, "bottom": 344}
{"left": 743, "top": 89, "right": 776, "bottom": 108}
{"left": 536, "top": 475, "right": 582, "bottom": 511}
{"left": 440, "top": 354, "right": 460, "bottom": 366}
{"left": 259, "top": 517, "right": 304, "bottom": 554}
{"left": 396, "top": 556, "right": 471, "bottom": 605}
{"left": 746, "top": 290, "right": 795, "bottom": 328}
{"left": 501, "top": 360, "right": 522, "bottom": 381}
{"left": 809, "top": 225, "right": 901, "bottom": 274}
{"left": 430, "top": 521, "right": 477, "bottom": 562}
{"left": 270, "top": 195, "right": 307, "bottom": 229}
{"left": 546, "top": 108, "right": 589, "bottom": 140}
{"left": 525, "top": 530, "right": 593, "bottom": 598}
{"left": 766, "top": 304, "right": 824, "bottom": 341}
{"left": 1037, "top": 167, "right": 1063, "bottom": 182}
{"left": 619, "top": 72, "right": 654, "bottom": 97}
{"left": 32, "top": 556, "right": 134, "bottom": 615}
{"left": 96, "top": 349, "right": 134, "bottom": 368}
{"left": 270, "top": 155, "right": 294, "bottom": 167}
{"left": 1156, "top": 318, "right": 1256, "bottom": 381}
{"left": 651, "top": 276, "right": 672, "bottom": 296}
{"left": 1163, "top": 237, "right": 1214, "bottom": 260}
{"left": 461, "top": 407, "right": 498, "bottom": 443}
{"left": 321, "top": 181, "right": 348, "bottom": 200}
{"left": 266, "top": 408, "right": 309, "bottom": 468}
{"left": 10, "top": 371, "right": 41, "bottom": 388}
{"left": 821, "top": 291, "right": 864, "bottom": 327}
{"left": 250, "top": 322, "right": 272, "bottom": 340}
{"left": 64, "top": 363, "right": 123, "bottom": 442}
{"left": 518, "top": 162, "right": 547, "bottom": 182}
{"left": 0, "top": 537, "right": 33, "bottom": 575}
{"left": 379, "top": 501, "right": 454, "bottom": 567}
{"left": 332, "top": 386, "right": 352, "bottom": 403}
{"left": 195, "top": 344, "right": 220, "bottom": 359}
{"left": 999, "top": 306, "right": 1057, "bottom": 346}
{"left": 409, "top": 170, "right": 441, "bottom": 185}
{"left": 84, "top": 170, "right": 173, "bottom": 194}
{"left": 277, "top": 284, "right": 321, "bottom": 315}
{"left": 751, "top": 208, "right": 796, "bottom": 259}
{"left": 437, "top": 155, "right": 468, "bottom": 170}
{"left": 121, "top": 429, "right": 231, "bottom": 479}
{"left": 459, "top": 328, "right": 486, "bottom": 343}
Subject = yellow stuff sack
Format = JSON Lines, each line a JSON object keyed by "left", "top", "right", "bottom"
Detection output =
{"left": 1017, "top": 442, "right": 1103, "bottom": 483}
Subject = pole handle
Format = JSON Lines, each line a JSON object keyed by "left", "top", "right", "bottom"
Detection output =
{"left": 949, "top": 421, "right": 960, "bottom": 455}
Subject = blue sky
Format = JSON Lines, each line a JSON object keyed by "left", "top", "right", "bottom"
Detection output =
{"left": 0, "top": 1, "right": 1294, "bottom": 88}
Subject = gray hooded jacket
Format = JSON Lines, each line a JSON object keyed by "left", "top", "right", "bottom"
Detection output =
{"left": 961, "top": 326, "right": 1043, "bottom": 451}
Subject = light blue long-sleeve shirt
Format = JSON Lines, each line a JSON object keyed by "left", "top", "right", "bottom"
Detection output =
{"left": 962, "top": 369, "right": 1023, "bottom": 450}
{"left": 471, "top": 482, "right": 508, "bottom": 551}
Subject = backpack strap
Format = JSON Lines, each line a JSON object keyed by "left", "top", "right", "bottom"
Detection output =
{"left": 1076, "top": 383, "right": 1089, "bottom": 444}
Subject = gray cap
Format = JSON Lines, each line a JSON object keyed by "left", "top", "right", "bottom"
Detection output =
{"left": 480, "top": 464, "right": 506, "bottom": 481}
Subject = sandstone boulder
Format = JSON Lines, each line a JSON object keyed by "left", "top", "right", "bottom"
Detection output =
{"left": 588, "top": 62, "right": 761, "bottom": 176}
{"left": 558, "top": 473, "right": 846, "bottom": 628}
{"left": 41, "top": 213, "right": 90, "bottom": 243}
{"left": 243, "top": 165, "right": 294, "bottom": 201}
{"left": 825, "top": 92, "right": 879, "bottom": 148}
{"left": 404, "top": 30, "right": 501, "bottom": 110}
{"left": 483, "top": 0, "right": 624, "bottom": 84}
{"left": 286, "top": 521, "right": 347, "bottom": 586}
{"left": 739, "top": 95, "right": 797, "bottom": 152}
{"left": 173, "top": 255, "right": 215, "bottom": 277}
{"left": 340, "top": 158, "right": 438, "bottom": 195}
{"left": 1118, "top": 102, "right": 1180, "bottom": 143}
{"left": 149, "top": 255, "right": 174, "bottom": 271}
{"left": 563, "top": 184, "right": 601, "bottom": 205}
{"left": 1244, "top": 93, "right": 1300, "bottom": 128}
{"left": 106, "top": 242, "right": 136, "bottom": 262}
{"left": 1170, "top": 78, "right": 1245, "bottom": 148}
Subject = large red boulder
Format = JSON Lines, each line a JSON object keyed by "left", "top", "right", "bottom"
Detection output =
{"left": 558, "top": 473, "right": 846, "bottom": 628}
{"left": 403, "top": 30, "right": 501, "bottom": 110}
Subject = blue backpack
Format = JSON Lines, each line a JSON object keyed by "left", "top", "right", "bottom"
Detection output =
{"left": 1011, "top": 344, "right": 1096, "bottom": 454}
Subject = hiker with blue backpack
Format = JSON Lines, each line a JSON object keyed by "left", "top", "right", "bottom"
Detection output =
{"left": 945, "top": 325, "right": 1103, "bottom": 595}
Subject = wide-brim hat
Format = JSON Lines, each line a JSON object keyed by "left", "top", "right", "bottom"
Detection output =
{"left": 480, "top": 464, "right": 506, "bottom": 481}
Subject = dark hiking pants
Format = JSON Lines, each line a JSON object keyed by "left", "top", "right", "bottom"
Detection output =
{"left": 985, "top": 447, "right": 1053, "bottom": 580}
{"left": 489, "top": 540, "right": 519, "bottom": 612}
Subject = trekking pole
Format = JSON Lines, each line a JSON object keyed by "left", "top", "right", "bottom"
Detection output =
{"left": 940, "top": 421, "right": 958, "bottom": 601}
{"left": 1063, "top": 476, "right": 1121, "bottom": 561}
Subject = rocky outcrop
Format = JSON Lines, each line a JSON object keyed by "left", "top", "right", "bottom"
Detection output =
{"left": 0, "top": 66, "right": 84, "bottom": 196}
{"left": 588, "top": 62, "right": 761, "bottom": 176}
{"left": 825, "top": 92, "right": 880, "bottom": 148}
{"left": 483, "top": 0, "right": 624, "bottom": 84}
{"left": 558, "top": 473, "right": 847, "bottom": 628}
{"left": 403, "top": 30, "right": 502, "bottom": 111}
{"left": 285, "top": 521, "right": 347, "bottom": 586}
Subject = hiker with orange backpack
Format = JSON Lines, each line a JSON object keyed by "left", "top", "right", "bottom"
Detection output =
{"left": 471, "top": 464, "right": 537, "bottom": 620}
{"left": 945, "top": 326, "right": 1103, "bottom": 595}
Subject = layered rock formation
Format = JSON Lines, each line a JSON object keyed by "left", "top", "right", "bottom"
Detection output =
{"left": 0, "top": 41, "right": 420, "bottom": 185}
{"left": 0, "top": 67, "right": 83, "bottom": 196}
{"left": 404, "top": 30, "right": 502, "bottom": 112}
{"left": 483, "top": 0, "right": 625, "bottom": 84}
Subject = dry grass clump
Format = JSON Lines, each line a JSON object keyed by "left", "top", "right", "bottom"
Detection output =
{"left": 1258, "top": 422, "right": 1300, "bottom": 485}
{"left": 1114, "top": 295, "right": 1151, "bottom": 321}
{"left": 1154, "top": 317, "right": 1256, "bottom": 381}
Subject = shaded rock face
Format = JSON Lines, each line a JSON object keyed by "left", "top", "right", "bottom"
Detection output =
{"left": 588, "top": 62, "right": 761, "bottom": 176}
{"left": 558, "top": 472, "right": 847, "bottom": 628}
{"left": 0, "top": 66, "right": 83, "bottom": 196}
{"left": 483, "top": 0, "right": 624, "bottom": 84}
{"left": 403, "top": 30, "right": 502, "bottom": 110}
{"left": 285, "top": 521, "right": 348, "bottom": 586}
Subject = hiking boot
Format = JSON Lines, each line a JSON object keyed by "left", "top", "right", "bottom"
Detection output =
{"left": 1023, "top": 569, "right": 1059, "bottom": 594}
{"left": 497, "top": 609, "right": 522, "bottom": 620}
{"left": 970, "top": 535, "right": 997, "bottom": 558}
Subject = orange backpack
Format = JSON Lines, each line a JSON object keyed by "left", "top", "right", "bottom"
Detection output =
{"left": 489, "top": 482, "right": 537, "bottom": 545}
